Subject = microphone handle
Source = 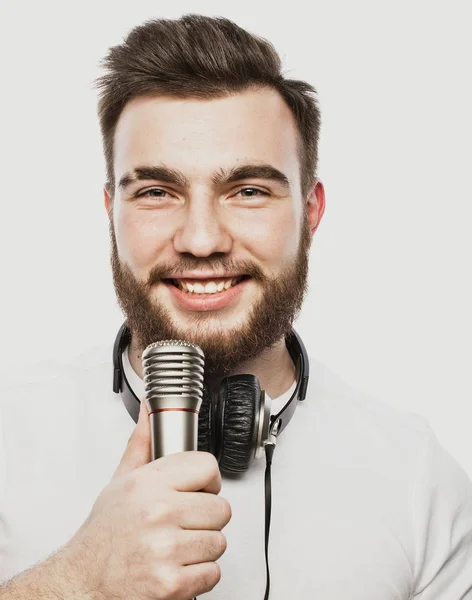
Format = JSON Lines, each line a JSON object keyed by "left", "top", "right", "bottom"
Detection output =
{"left": 150, "top": 409, "right": 199, "bottom": 460}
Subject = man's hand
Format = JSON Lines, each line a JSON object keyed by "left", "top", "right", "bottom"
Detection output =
{"left": 1, "top": 401, "right": 231, "bottom": 600}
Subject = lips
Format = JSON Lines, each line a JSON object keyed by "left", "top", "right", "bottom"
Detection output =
{"left": 163, "top": 276, "right": 251, "bottom": 311}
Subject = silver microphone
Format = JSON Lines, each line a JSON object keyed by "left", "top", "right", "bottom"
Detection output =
{"left": 142, "top": 340, "right": 205, "bottom": 460}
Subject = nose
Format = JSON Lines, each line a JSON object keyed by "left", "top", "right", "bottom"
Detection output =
{"left": 173, "top": 196, "right": 233, "bottom": 256}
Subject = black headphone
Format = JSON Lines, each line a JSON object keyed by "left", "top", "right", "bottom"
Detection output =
{"left": 113, "top": 323, "right": 309, "bottom": 474}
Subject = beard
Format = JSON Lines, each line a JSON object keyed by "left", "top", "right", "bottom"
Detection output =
{"left": 110, "top": 215, "right": 312, "bottom": 380}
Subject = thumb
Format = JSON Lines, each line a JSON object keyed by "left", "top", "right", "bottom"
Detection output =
{"left": 113, "top": 400, "right": 151, "bottom": 479}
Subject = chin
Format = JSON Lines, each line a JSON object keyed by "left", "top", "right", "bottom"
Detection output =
{"left": 172, "top": 310, "right": 243, "bottom": 331}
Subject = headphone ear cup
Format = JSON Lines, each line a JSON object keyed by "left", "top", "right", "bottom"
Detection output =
{"left": 218, "top": 375, "right": 261, "bottom": 474}
{"left": 197, "top": 383, "right": 214, "bottom": 454}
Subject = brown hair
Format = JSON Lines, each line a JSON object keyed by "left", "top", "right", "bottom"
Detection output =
{"left": 96, "top": 14, "right": 321, "bottom": 199}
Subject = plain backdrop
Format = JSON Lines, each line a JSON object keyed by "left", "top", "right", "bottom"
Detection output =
{"left": 0, "top": 1, "right": 471, "bottom": 475}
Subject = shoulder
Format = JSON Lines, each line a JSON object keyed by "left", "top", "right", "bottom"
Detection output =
{"left": 0, "top": 344, "right": 119, "bottom": 501}
{"left": 304, "top": 357, "right": 472, "bottom": 591}
{"left": 0, "top": 344, "right": 112, "bottom": 382}
{"left": 305, "top": 355, "right": 431, "bottom": 450}
{"left": 0, "top": 345, "right": 114, "bottom": 411}
{"left": 304, "top": 354, "right": 472, "bottom": 508}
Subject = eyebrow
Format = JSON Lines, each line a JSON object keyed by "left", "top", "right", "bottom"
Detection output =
{"left": 118, "top": 166, "right": 187, "bottom": 190}
{"left": 117, "top": 163, "right": 291, "bottom": 191}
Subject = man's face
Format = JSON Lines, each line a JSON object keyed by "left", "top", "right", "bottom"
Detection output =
{"left": 107, "top": 88, "right": 323, "bottom": 379}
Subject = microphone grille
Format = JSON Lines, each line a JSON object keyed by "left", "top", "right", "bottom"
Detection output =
{"left": 142, "top": 340, "right": 205, "bottom": 401}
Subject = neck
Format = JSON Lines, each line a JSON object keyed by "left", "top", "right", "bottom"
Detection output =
{"left": 128, "top": 337, "right": 297, "bottom": 400}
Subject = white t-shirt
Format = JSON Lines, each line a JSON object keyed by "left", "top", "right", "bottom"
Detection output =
{"left": 1, "top": 344, "right": 471, "bottom": 599}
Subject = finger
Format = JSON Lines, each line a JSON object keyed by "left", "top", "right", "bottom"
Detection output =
{"left": 178, "top": 530, "right": 227, "bottom": 566}
{"left": 142, "top": 451, "right": 222, "bottom": 494}
{"left": 173, "top": 492, "right": 232, "bottom": 531}
{"left": 113, "top": 400, "right": 151, "bottom": 479}
{"left": 180, "top": 562, "right": 222, "bottom": 597}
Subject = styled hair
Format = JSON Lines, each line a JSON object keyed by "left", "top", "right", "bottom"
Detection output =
{"left": 96, "top": 14, "right": 321, "bottom": 198}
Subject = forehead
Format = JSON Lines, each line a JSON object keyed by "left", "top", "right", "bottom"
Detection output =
{"left": 113, "top": 88, "right": 301, "bottom": 187}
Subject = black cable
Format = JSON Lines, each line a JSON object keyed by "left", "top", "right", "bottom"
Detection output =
{"left": 264, "top": 442, "right": 276, "bottom": 600}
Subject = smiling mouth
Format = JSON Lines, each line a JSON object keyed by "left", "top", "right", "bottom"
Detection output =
{"left": 164, "top": 275, "right": 250, "bottom": 295}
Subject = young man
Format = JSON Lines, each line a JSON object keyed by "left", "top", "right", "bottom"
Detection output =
{"left": 1, "top": 14, "right": 471, "bottom": 600}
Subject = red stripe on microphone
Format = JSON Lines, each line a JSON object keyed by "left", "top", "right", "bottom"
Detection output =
{"left": 148, "top": 408, "right": 199, "bottom": 415}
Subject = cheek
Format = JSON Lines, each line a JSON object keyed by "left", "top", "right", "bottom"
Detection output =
{"left": 113, "top": 208, "right": 169, "bottom": 274}
{"left": 241, "top": 209, "right": 299, "bottom": 268}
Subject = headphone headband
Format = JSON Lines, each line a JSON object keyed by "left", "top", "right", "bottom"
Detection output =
{"left": 112, "top": 323, "right": 309, "bottom": 436}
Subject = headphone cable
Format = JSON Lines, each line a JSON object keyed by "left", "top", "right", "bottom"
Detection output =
{"left": 263, "top": 417, "right": 280, "bottom": 600}
{"left": 263, "top": 442, "right": 275, "bottom": 599}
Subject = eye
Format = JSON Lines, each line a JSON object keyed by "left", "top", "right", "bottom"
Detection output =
{"left": 235, "top": 187, "right": 269, "bottom": 198}
{"left": 136, "top": 188, "right": 169, "bottom": 199}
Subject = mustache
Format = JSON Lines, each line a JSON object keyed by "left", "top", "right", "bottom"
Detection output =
{"left": 146, "top": 256, "right": 265, "bottom": 286}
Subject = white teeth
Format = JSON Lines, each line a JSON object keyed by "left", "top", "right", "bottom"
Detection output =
{"left": 177, "top": 277, "right": 242, "bottom": 294}
{"left": 205, "top": 282, "right": 218, "bottom": 294}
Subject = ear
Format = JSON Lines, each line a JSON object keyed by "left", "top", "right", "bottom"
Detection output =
{"left": 306, "top": 179, "right": 325, "bottom": 234}
{"left": 104, "top": 185, "right": 113, "bottom": 217}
